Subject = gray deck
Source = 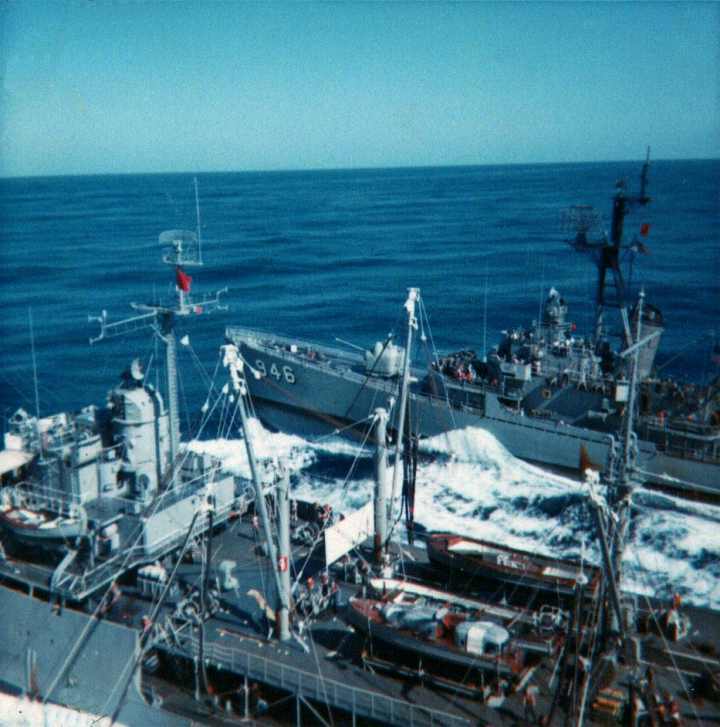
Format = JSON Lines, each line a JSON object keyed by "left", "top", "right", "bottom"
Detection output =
{"left": 2, "top": 513, "right": 719, "bottom": 725}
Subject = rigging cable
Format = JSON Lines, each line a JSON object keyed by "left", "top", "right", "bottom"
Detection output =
{"left": 628, "top": 548, "right": 705, "bottom": 725}
{"left": 43, "top": 367, "right": 228, "bottom": 707}
{"left": 290, "top": 415, "right": 378, "bottom": 593}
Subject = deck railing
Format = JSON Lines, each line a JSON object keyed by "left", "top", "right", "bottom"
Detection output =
{"left": 171, "top": 633, "right": 470, "bottom": 727}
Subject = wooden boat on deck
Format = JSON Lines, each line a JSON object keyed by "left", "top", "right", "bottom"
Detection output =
{"left": 346, "top": 576, "right": 566, "bottom": 691}
{"left": 426, "top": 532, "right": 601, "bottom": 598}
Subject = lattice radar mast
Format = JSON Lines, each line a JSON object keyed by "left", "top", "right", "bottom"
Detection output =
{"left": 564, "top": 148, "right": 652, "bottom": 348}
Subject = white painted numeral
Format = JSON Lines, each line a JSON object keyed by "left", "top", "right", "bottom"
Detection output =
{"left": 255, "top": 358, "right": 294, "bottom": 384}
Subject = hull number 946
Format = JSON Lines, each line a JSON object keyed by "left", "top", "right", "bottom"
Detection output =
{"left": 255, "top": 360, "right": 296, "bottom": 384}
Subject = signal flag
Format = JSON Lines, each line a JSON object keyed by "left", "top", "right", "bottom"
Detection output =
{"left": 175, "top": 266, "right": 192, "bottom": 293}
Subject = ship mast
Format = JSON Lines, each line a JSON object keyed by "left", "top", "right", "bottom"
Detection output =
{"left": 389, "top": 288, "right": 419, "bottom": 543}
{"left": 222, "top": 343, "right": 292, "bottom": 641}
{"left": 578, "top": 288, "right": 662, "bottom": 722}
{"left": 568, "top": 148, "right": 651, "bottom": 349}
{"left": 598, "top": 290, "right": 650, "bottom": 624}
{"left": 90, "top": 192, "right": 227, "bottom": 473}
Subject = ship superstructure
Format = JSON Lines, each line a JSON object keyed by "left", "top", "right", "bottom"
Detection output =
{"left": 0, "top": 176, "right": 718, "bottom": 727}
{"left": 0, "top": 363, "right": 238, "bottom": 599}
{"left": 0, "top": 192, "right": 249, "bottom": 724}
{"left": 227, "top": 155, "right": 720, "bottom": 496}
{"left": 0, "top": 197, "right": 235, "bottom": 591}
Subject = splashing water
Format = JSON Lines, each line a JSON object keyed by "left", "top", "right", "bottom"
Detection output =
{"left": 190, "top": 420, "right": 720, "bottom": 610}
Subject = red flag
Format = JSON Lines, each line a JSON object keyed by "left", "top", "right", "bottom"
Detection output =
{"left": 175, "top": 266, "right": 192, "bottom": 293}
{"left": 640, "top": 223, "right": 650, "bottom": 237}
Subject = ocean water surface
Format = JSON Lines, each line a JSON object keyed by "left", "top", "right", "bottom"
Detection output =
{"left": 1, "top": 160, "right": 719, "bottom": 607}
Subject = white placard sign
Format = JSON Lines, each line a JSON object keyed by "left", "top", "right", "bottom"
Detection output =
{"left": 324, "top": 501, "right": 374, "bottom": 566}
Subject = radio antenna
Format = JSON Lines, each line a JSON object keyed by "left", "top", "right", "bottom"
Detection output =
{"left": 28, "top": 308, "right": 41, "bottom": 420}
{"left": 194, "top": 177, "right": 203, "bottom": 265}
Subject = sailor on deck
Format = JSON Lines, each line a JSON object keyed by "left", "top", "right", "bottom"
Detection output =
{"left": 523, "top": 683, "right": 539, "bottom": 723}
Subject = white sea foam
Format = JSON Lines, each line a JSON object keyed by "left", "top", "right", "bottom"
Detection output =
{"left": 421, "top": 426, "right": 584, "bottom": 494}
{"left": 188, "top": 418, "right": 316, "bottom": 479}
{"left": 196, "top": 420, "right": 720, "bottom": 610}
{"left": 293, "top": 474, "right": 374, "bottom": 513}
{"left": 633, "top": 487, "right": 720, "bottom": 524}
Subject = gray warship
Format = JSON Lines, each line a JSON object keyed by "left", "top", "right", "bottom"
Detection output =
{"left": 227, "top": 153, "right": 720, "bottom": 497}
{"left": 0, "top": 220, "right": 245, "bottom": 724}
{"left": 0, "top": 200, "right": 719, "bottom": 726}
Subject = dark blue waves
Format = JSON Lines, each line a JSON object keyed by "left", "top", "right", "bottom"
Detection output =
{"left": 1, "top": 160, "right": 718, "bottom": 425}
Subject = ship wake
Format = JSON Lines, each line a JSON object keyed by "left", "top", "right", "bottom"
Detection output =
{"left": 192, "top": 421, "right": 720, "bottom": 610}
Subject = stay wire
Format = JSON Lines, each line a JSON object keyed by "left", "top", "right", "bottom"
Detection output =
{"left": 100, "top": 399, "right": 231, "bottom": 718}
{"left": 291, "top": 414, "right": 378, "bottom": 595}
{"left": 628, "top": 547, "right": 705, "bottom": 725}
{"left": 45, "top": 352, "right": 228, "bottom": 708}
{"left": 418, "top": 298, "right": 458, "bottom": 431}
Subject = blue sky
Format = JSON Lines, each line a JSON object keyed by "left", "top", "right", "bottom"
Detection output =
{"left": 1, "top": 2, "right": 718, "bottom": 177}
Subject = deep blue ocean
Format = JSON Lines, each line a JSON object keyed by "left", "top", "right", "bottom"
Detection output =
{"left": 1, "top": 160, "right": 719, "bottom": 608}
{"left": 1, "top": 160, "right": 718, "bottom": 420}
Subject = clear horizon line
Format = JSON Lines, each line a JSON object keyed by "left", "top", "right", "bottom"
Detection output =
{"left": 2, "top": 154, "right": 718, "bottom": 182}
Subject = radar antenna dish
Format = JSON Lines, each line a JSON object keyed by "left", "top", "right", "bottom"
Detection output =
{"left": 159, "top": 229, "right": 202, "bottom": 267}
{"left": 130, "top": 358, "right": 145, "bottom": 382}
{"left": 562, "top": 205, "right": 605, "bottom": 251}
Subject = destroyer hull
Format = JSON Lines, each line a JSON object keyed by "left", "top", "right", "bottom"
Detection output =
{"left": 235, "top": 334, "right": 720, "bottom": 497}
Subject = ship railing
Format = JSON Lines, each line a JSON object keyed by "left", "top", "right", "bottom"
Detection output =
{"left": 226, "top": 325, "right": 360, "bottom": 370}
{"left": 637, "top": 422, "right": 720, "bottom": 463}
{"left": 266, "top": 343, "right": 360, "bottom": 375}
{"left": 174, "top": 633, "right": 470, "bottom": 726}
{"left": 247, "top": 336, "right": 407, "bottom": 392}
{"left": 656, "top": 442, "right": 719, "bottom": 464}
{"left": 137, "top": 502, "right": 235, "bottom": 555}
{"left": 641, "top": 416, "right": 720, "bottom": 439}
{"left": 53, "top": 502, "right": 237, "bottom": 600}
{"left": 99, "top": 467, "right": 226, "bottom": 516}
{"left": 531, "top": 361, "right": 616, "bottom": 391}
{"left": 105, "top": 496, "right": 232, "bottom": 552}
{"left": 6, "top": 481, "right": 83, "bottom": 516}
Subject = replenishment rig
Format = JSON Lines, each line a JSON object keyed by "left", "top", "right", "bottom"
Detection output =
{"left": 1, "top": 194, "right": 719, "bottom": 727}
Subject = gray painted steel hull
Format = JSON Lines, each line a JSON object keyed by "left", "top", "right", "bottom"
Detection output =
{"left": 234, "top": 333, "right": 720, "bottom": 496}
